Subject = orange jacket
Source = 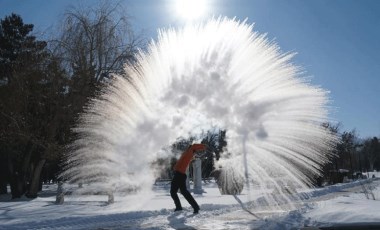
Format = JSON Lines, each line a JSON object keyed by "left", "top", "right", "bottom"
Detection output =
{"left": 174, "top": 144, "right": 206, "bottom": 174}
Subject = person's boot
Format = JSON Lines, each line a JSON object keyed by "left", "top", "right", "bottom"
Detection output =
{"left": 193, "top": 207, "right": 199, "bottom": 214}
{"left": 174, "top": 207, "right": 183, "bottom": 212}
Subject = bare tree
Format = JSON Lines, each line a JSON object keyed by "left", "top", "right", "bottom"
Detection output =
{"left": 51, "top": 2, "right": 145, "bottom": 130}
{"left": 54, "top": 2, "right": 143, "bottom": 82}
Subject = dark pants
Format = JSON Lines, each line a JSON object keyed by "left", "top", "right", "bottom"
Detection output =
{"left": 170, "top": 171, "right": 199, "bottom": 210}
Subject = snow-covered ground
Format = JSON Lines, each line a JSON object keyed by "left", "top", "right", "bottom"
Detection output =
{"left": 1, "top": 178, "right": 380, "bottom": 230}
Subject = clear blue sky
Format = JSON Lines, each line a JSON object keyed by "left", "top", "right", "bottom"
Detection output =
{"left": 1, "top": 0, "right": 379, "bottom": 138}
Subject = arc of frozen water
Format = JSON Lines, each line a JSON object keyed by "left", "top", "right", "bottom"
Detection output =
{"left": 60, "top": 17, "right": 337, "bottom": 208}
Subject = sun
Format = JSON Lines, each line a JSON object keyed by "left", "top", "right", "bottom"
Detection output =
{"left": 175, "top": 0, "right": 208, "bottom": 21}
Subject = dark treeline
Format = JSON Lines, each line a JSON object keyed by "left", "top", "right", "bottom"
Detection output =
{"left": 0, "top": 3, "right": 144, "bottom": 199}
{"left": 0, "top": 4, "right": 379, "bottom": 199}
{"left": 318, "top": 123, "right": 380, "bottom": 185}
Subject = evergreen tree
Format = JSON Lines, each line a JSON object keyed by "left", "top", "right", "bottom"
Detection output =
{"left": 0, "top": 14, "right": 67, "bottom": 198}
{"left": 362, "top": 137, "right": 380, "bottom": 171}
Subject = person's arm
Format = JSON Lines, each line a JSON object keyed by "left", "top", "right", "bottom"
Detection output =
{"left": 190, "top": 144, "right": 207, "bottom": 159}
{"left": 190, "top": 144, "right": 206, "bottom": 152}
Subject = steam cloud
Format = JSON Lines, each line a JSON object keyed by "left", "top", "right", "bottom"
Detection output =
{"left": 61, "top": 18, "right": 336, "bottom": 207}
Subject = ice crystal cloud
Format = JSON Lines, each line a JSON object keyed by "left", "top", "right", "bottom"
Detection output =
{"left": 61, "top": 18, "right": 336, "bottom": 206}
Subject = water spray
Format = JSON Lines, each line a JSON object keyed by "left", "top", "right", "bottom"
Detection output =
{"left": 61, "top": 17, "right": 337, "bottom": 209}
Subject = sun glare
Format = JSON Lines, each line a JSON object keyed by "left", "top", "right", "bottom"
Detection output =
{"left": 175, "top": 0, "right": 207, "bottom": 21}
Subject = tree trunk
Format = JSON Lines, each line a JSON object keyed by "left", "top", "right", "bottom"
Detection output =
{"left": 370, "top": 162, "right": 374, "bottom": 172}
{"left": 26, "top": 159, "right": 46, "bottom": 198}
{"left": 39, "top": 180, "right": 43, "bottom": 192}
{"left": 0, "top": 181, "right": 7, "bottom": 194}
{"left": 10, "top": 173, "right": 24, "bottom": 199}
{"left": 8, "top": 158, "right": 24, "bottom": 199}
{"left": 9, "top": 142, "right": 36, "bottom": 199}
{"left": 0, "top": 159, "right": 8, "bottom": 194}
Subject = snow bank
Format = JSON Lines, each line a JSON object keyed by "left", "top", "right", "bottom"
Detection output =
{"left": 1, "top": 179, "right": 380, "bottom": 229}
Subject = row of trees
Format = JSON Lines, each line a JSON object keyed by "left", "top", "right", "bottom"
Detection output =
{"left": 320, "top": 123, "right": 380, "bottom": 184}
{"left": 0, "top": 3, "right": 144, "bottom": 198}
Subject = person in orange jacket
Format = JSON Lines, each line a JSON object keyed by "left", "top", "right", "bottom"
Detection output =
{"left": 171, "top": 143, "right": 206, "bottom": 214}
